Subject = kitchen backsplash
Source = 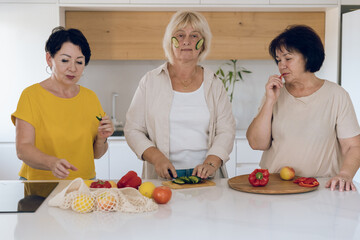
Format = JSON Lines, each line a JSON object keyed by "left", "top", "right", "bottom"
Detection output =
{"left": 79, "top": 59, "right": 278, "bottom": 130}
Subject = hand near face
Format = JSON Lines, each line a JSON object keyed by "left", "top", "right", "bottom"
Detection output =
{"left": 97, "top": 115, "right": 114, "bottom": 139}
{"left": 265, "top": 74, "right": 284, "bottom": 104}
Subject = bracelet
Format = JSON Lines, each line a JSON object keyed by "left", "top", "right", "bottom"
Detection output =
{"left": 206, "top": 162, "right": 215, "bottom": 168}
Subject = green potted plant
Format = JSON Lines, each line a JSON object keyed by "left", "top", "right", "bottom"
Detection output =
{"left": 216, "top": 60, "right": 252, "bottom": 102}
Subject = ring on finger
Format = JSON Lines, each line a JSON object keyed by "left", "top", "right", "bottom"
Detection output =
{"left": 341, "top": 179, "right": 345, "bottom": 182}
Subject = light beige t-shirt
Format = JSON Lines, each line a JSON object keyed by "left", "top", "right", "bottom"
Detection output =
{"left": 260, "top": 80, "right": 360, "bottom": 177}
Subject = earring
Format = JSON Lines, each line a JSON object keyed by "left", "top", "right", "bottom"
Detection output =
{"left": 46, "top": 66, "right": 52, "bottom": 75}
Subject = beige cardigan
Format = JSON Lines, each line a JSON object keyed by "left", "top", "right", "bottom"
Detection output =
{"left": 124, "top": 63, "right": 236, "bottom": 179}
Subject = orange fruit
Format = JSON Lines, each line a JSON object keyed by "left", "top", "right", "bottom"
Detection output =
{"left": 96, "top": 192, "right": 117, "bottom": 211}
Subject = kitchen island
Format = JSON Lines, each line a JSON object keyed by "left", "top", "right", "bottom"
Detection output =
{"left": 1, "top": 178, "right": 359, "bottom": 240}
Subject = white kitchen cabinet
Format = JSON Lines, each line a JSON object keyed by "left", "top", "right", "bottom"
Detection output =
{"left": 0, "top": 143, "right": 22, "bottom": 180}
{"left": 341, "top": 0, "right": 360, "bottom": 4}
{"left": 107, "top": 138, "right": 236, "bottom": 179}
{"left": 270, "top": 0, "right": 338, "bottom": 4}
{"left": 0, "top": 142, "right": 110, "bottom": 180}
{"left": 0, "top": 0, "right": 56, "bottom": 2}
{"left": 0, "top": 3, "right": 59, "bottom": 142}
{"left": 341, "top": 9, "right": 360, "bottom": 184}
{"left": 236, "top": 139, "right": 263, "bottom": 176}
{"left": 201, "top": 0, "right": 269, "bottom": 4}
{"left": 94, "top": 150, "right": 110, "bottom": 179}
{"left": 225, "top": 142, "right": 237, "bottom": 178}
{"left": 130, "top": 0, "right": 199, "bottom": 4}
{"left": 108, "top": 139, "right": 143, "bottom": 180}
{"left": 60, "top": 0, "right": 129, "bottom": 3}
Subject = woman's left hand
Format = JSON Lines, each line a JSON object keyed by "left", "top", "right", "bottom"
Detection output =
{"left": 97, "top": 115, "right": 114, "bottom": 140}
{"left": 192, "top": 155, "right": 222, "bottom": 179}
{"left": 325, "top": 174, "right": 357, "bottom": 191}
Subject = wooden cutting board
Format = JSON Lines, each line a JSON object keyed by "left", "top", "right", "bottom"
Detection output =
{"left": 162, "top": 180, "right": 216, "bottom": 189}
{"left": 228, "top": 173, "right": 318, "bottom": 194}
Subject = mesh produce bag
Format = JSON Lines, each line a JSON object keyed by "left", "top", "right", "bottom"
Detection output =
{"left": 48, "top": 178, "right": 158, "bottom": 213}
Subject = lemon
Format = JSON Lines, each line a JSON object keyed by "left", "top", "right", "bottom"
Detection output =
{"left": 109, "top": 180, "right": 117, "bottom": 188}
{"left": 139, "top": 182, "right": 156, "bottom": 198}
{"left": 71, "top": 194, "right": 94, "bottom": 213}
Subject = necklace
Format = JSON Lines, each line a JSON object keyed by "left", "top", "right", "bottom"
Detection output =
{"left": 180, "top": 67, "right": 197, "bottom": 89}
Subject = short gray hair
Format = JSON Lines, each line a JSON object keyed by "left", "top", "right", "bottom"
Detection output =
{"left": 163, "top": 11, "right": 212, "bottom": 64}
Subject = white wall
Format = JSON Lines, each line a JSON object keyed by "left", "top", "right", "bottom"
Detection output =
{"left": 79, "top": 59, "right": 277, "bottom": 130}
{"left": 0, "top": 3, "right": 59, "bottom": 142}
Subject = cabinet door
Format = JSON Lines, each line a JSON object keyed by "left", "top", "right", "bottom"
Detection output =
{"left": 226, "top": 142, "right": 237, "bottom": 178}
{"left": 0, "top": 3, "right": 59, "bottom": 142}
{"left": 270, "top": 0, "right": 338, "bottom": 4}
{"left": 131, "top": 0, "right": 199, "bottom": 4}
{"left": 236, "top": 139, "right": 263, "bottom": 175}
{"left": 0, "top": 0, "right": 56, "bottom": 2}
{"left": 341, "top": 0, "right": 360, "bottom": 4}
{"left": 341, "top": 9, "right": 360, "bottom": 183}
{"left": 66, "top": 11, "right": 325, "bottom": 60}
{"left": 108, "top": 140, "right": 143, "bottom": 179}
{"left": 201, "top": 0, "right": 268, "bottom": 4}
{"left": 94, "top": 150, "right": 110, "bottom": 179}
{"left": 60, "top": 0, "right": 129, "bottom": 3}
{"left": 0, "top": 143, "right": 23, "bottom": 180}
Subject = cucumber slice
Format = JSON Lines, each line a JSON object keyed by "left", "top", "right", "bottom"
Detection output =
{"left": 179, "top": 176, "right": 192, "bottom": 184}
{"left": 195, "top": 38, "right": 204, "bottom": 50}
{"left": 188, "top": 176, "right": 201, "bottom": 184}
{"left": 172, "top": 37, "right": 179, "bottom": 48}
{"left": 172, "top": 178, "right": 185, "bottom": 185}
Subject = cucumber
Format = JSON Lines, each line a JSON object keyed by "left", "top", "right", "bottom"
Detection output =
{"left": 195, "top": 38, "right": 204, "bottom": 50}
{"left": 178, "top": 176, "right": 192, "bottom": 184}
{"left": 172, "top": 176, "right": 202, "bottom": 185}
{"left": 172, "top": 178, "right": 185, "bottom": 185}
{"left": 171, "top": 37, "right": 179, "bottom": 48}
{"left": 188, "top": 176, "right": 201, "bottom": 184}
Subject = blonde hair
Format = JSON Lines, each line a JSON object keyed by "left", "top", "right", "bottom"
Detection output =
{"left": 163, "top": 11, "right": 212, "bottom": 64}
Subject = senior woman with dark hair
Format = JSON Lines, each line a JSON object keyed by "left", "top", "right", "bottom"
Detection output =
{"left": 247, "top": 25, "right": 360, "bottom": 191}
{"left": 12, "top": 26, "right": 114, "bottom": 180}
{"left": 125, "top": 11, "right": 235, "bottom": 179}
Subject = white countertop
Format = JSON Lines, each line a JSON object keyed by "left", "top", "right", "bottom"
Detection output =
{"left": 1, "top": 178, "right": 359, "bottom": 240}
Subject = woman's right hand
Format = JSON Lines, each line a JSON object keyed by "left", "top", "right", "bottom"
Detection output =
{"left": 142, "top": 147, "right": 177, "bottom": 179}
{"left": 265, "top": 74, "right": 284, "bottom": 104}
{"left": 154, "top": 158, "right": 177, "bottom": 180}
{"left": 50, "top": 159, "right": 78, "bottom": 179}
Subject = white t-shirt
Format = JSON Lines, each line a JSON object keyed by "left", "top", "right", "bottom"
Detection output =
{"left": 169, "top": 83, "right": 210, "bottom": 169}
{"left": 260, "top": 80, "right": 360, "bottom": 177}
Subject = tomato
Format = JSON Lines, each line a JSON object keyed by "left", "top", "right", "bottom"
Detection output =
{"left": 152, "top": 186, "right": 172, "bottom": 204}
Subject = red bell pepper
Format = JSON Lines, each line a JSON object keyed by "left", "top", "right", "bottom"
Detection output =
{"left": 90, "top": 180, "right": 112, "bottom": 188}
{"left": 248, "top": 169, "right": 269, "bottom": 187}
{"left": 293, "top": 177, "right": 307, "bottom": 184}
{"left": 117, "top": 171, "right": 142, "bottom": 189}
{"left": 293, "top": 177, "right": 319, "bottom": 188}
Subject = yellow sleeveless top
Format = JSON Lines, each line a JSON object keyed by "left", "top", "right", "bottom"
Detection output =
{"left": 12, "top": 83, "right": 104, "bottom": 180}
